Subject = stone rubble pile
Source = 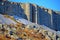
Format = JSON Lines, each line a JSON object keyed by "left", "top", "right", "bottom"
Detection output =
{"left": 0, "top": 22, "right": 56, "bottom": 40}
{"left": 56, "top": 31, "right": 60, "bottom": 40}
{"left": 0, "top": 14, "right": 59, "bottom": 40}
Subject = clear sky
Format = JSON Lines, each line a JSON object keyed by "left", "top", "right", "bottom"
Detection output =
{"left": 9, "top": 0, "right": 60, "bottom": 11}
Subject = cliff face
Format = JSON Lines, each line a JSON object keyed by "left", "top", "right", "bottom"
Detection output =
{"left": 0, "top": 1, "right": 60, "bottom": 31}
{"left": 52, "top": 12, "right": 60, "bottom": 31}
{"left": 0, "top": 1, "right": 27, "bottom": 19}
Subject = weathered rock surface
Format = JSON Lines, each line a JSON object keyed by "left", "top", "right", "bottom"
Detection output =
{"left": 0, "top": 14, "right": 56, "bottom": 40}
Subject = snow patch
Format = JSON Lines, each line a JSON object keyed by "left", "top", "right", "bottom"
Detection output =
{"left": 13, "top": 15, "right": 56, "bottom": 33}
{"left": 13, "top": 15, "right": 32, "bottom": 25}
{"left": 0, "top": 14, "right": 16, "bottom": 25}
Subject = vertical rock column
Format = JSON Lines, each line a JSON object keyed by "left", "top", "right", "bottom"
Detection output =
{"left": 31, "top": 4, "right": 38, "bottom": 23}
{"left": 48, "top": 10, "right": 53, "bottom": 29}
{"left": 25, "top": 3, "right": 31, "bottom": 21}
{"left": 34, "top": 4, "right": 38, "bottom": 24}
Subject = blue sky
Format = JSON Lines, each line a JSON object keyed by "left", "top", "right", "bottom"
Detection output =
{"left": 9, "top": 0, "right": 60, "bottom": 11}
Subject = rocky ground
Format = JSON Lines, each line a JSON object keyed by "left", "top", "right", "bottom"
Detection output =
{"left": 0, "top": 14, "right": 59, "bottom": 40}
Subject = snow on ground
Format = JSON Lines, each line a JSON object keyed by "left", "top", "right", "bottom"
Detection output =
{"left": 41, "top": 25, "right": 56, "bottom": 33}
{"left": 13, "top": 15, "right": 56, "bottom": 33}
{"left": 13, "top": 15, "right": 32, "bottom": 25}
{"left": 0, "top": 14, "right": 16, "bottom": 25}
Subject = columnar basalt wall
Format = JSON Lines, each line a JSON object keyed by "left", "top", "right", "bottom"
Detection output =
{"left": 37, "top": 6, "right": 54, "bottom": 30}
{"left": 0, "top": 1, "right": 27, "bottom": 19}
{"left": 0, "top": 0, "right": 60, "bottom": 31}
{"left": 52, "top": 11, "right": 60, "bottom": 31}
